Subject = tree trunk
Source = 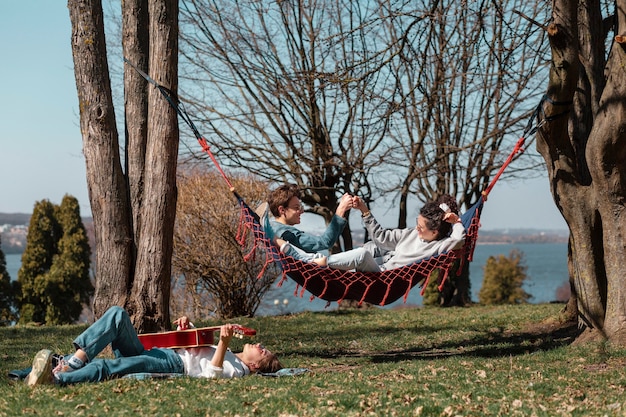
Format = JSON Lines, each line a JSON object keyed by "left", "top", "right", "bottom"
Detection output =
{"left": 126, "top": 0, "right": 179, "bottom": 332}
{"left": 69, "top": 0, "right": 133, "bottom": 315}
{"left": 541, "top": 0, "right": 626, "bottom": 344}
{"left": 69, "top": 0, "right": 179, "bottom": 331}
{"left": 123, "top": 0, "right": 149, "bottom": 247}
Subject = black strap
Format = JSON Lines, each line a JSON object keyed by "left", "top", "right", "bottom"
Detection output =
{"left": 123, "top": 58, "right": 204, "bottom": 142}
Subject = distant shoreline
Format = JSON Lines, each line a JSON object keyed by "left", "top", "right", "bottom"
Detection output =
{"left": 1, "top": 213, "right": 569, "bottom": 253}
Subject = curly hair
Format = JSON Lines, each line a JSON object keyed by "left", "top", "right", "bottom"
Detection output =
{"left": 268, "top": 184, "right": 301, "bottom": 217}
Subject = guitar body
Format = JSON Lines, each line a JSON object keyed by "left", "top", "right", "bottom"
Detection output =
{"left": 138, "top": 325, "right": 256, "bottom": 350}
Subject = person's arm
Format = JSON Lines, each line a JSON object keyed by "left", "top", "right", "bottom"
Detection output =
{"left": 210, "top": 324, "right": 235, "bottom": 370}
{"left": 353, "top": 196, "right": 370, "bottom": 216}
{"left": 444, "top": 220, "right": 466, "bottom": 251}
{"left": 273, "top": 216, "right": 347, "bottom": 252}
{"left": 362, "top": 215, "right": 404, "bottom": 251}
{"left": 334, "top": 193, "right": 354, "bottom": 218}
{"left": 433, "top": 219, "right": 466, "bottom": 253}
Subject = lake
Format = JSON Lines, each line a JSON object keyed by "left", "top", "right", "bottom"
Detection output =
{"left": 5, "top": 242, "right": 569, "bottom": 316}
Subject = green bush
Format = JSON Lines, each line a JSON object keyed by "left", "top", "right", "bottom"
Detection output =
{"left": 422, "top": 261, "right": 472, "bottom": 307}
{"left": 478, "top": 249, "right": 531, "bottom": 305}
{"left": 17, "top": 195, "right": 92, "bottom": 324}
{"left": 0, "top": 239, "right": 19, "bottom": 325}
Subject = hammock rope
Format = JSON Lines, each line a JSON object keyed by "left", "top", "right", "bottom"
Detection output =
{"left": 124, "top": 59, "right": 555, "bottom": 306}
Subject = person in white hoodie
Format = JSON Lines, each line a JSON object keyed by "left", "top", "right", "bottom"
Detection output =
{"left": 355, "top": 194, "right": 465, "bottom": 271}
{"left": 24, "top": 306, "right": 282, "bottom": 386}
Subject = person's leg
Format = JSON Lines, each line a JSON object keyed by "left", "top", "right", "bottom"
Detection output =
{"left": 327, "top": 248, "right": 381, "bottom": 272}
{"left": 56, "top": 348, "right": 184, "bottom": 385}
{"left": 362, "top": 241, "right": 389, "bottom": 258}
{"left": 278, "top": 239, "right": 328, "bottom": 266}
{"left": 72, "top": 306, "right": 145, "bottom": 362}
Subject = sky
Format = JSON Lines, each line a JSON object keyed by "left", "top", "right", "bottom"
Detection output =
{"left": 0, "top": 2, "right": 568, "bottom": 232}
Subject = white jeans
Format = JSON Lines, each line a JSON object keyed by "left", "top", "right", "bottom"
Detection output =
{"left": 282, "top": 243, "right": 381, "bottom": 272}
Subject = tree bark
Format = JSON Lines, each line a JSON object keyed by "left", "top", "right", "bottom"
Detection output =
{"left": 123, "top": 0, "right": 149, "bottom": 246}
{"left": 69, "top": 0, "right": 179, "bottom": 331}
{"left": 126, "top": 0, "right": 179, "bottom": 332}
{"left": 541, "top": 0, "right": 626, "bottom": 344}
{"left": 69, "top": 0, "right": 133, "bottom": 315}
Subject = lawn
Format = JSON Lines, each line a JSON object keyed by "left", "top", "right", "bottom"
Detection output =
{"left": 2, "top": 303, "right": 626, "bottom": 416}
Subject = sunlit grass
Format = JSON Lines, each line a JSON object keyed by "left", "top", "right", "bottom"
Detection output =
{"left": 2, "top": 303, "right": 626, "bottom": 416}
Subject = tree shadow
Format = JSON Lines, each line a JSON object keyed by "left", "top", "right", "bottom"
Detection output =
{"left": 284, "top": 316, "right": 581, "bottom": 364}
{"left": 368, "top": 320, "right": 581, "bottom": 363}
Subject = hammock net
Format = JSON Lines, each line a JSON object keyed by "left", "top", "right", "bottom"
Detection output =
{"left": 235, "top": 193, "right": 484, "bottom": 306}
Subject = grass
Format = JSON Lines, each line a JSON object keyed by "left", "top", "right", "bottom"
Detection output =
{"left": 2, "top": 303, "right": 626, "bottom": 416}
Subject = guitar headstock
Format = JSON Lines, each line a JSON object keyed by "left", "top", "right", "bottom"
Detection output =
{"left": 233, "top": 325, "right": 257, "bottom": 339}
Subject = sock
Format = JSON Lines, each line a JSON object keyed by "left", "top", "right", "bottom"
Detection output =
{"left": 67, "top": 355, "right": 85, "bottom": 370}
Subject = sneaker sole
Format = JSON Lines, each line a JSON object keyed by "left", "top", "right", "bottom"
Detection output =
{"left": 25, "top": 349, "right": 53, "bottom": 386}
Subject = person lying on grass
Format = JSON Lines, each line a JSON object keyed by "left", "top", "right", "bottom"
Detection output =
{"left": 23, "top": 306, "right": 282, "bottom": 386}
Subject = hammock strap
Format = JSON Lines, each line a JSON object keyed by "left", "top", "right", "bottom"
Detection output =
{"left": 482, "top": 94, "right": 571, "bottom": 198}
{"left": 123, "top": 58, "right": 235, "bottom": 191}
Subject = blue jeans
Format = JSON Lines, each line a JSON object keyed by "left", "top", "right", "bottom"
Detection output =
{"left": 57, "top": 306, "right": 184, "bottom": 384}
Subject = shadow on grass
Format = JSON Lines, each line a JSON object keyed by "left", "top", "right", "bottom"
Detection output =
{"left": 282, "top": 310, "right": 581, "bottom": 364}
{"left": 367, "top": 320, "right": 582, "bottom": 363}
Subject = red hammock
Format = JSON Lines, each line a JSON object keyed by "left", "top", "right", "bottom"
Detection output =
{"left": 235, "top": 194, "right": 483, "bottom": 306}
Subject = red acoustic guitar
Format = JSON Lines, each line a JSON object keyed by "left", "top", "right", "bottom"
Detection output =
{"left": 138, "top": 325, "right": 257, "bottom": 350}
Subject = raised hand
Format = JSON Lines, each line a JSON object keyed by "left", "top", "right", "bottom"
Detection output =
{"left": 335, "top": 193, "right": 354, "bottom": 217}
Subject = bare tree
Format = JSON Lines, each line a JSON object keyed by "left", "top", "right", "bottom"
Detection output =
{"left": 540, "top": 0, "right": 626, "bottom": 344}
{"left": 178, "top": 0, "right": 547, "bottom": 228}
{"left": 370, "top": 0, "right": 548, "bottom": 306}
{"left": 172, "top": 170, "right": 278, "bottom": 319}
{"left": 178, "top": 0, "right": 411, "bottom": 252}
{"left": 378, "top": 0, "right": 548, "bottom": 226}
{"left": 68, "top": 0, "right": 179, "bottom": 331}
{"left": 177, "top": 0, "right": 549, "bottom": 307}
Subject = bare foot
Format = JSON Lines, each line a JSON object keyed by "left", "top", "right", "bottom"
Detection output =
{"left": 275, "top": 238, "right": 289, "bottom": 252}
{"left": 313, "top": 256, "right": 328, "bottom": 267}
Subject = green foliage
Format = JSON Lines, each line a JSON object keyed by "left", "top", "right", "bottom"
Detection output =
{"left": 421, "top": 269, "right": 442, "bottom": 306}
{"left": 478, "top": 249, "right": 531, "bottom": 305}
{"left": 17, "top": 196, "right": 93, "bottom": 324}
{"left": 422, "top": 261, "right": 472, "bottom": 307}
{"left": 0, "top": 237, "right": 19, "bottom": 325}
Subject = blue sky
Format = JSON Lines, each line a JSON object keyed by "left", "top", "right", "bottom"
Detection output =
{"left": 0, "top": 2, "right": 567, "bottom": 231}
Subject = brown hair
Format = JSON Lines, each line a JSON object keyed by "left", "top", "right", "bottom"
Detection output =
{"left": 420, "top": 194, "right": 459, "bottom": 239}
{"left": 268, "top": 184, "right": 301, "bottom": 217}
{"left": 256, "top": 353, "right": 283, "bottom": 374}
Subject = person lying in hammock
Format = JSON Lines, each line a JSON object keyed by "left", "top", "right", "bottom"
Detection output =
{"left": 268, "top": 183, "right": 353, "bottom": 253}
{"left": 269, "top": 183, "right": 382, "bottom": 270}
{"left": 19, "top": 306, "right": 282, "bottom": 386}
{"left": 277, "top": 194, "right": 465, "bottom": 272}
